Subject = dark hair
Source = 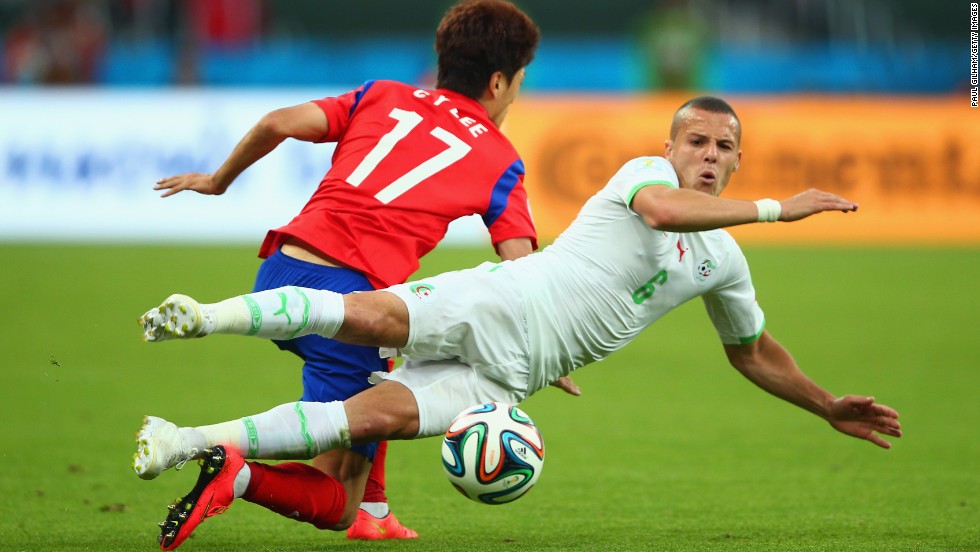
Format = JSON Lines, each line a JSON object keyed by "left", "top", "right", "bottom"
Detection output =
{"left": 435, "top": 0, "right": 540, "bottom": 98}
{"left": 670, "top": 96, "right": 742, "bottom": 141}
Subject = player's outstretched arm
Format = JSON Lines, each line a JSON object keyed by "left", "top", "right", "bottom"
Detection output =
{"left": 153, "top": 102, "right": 329, "bottom": 198}
{"left": 723, "top": 331, "right": 901, "bottom": 449}
{"left": 632, "top": 186, "right": 858, "bottom": 232}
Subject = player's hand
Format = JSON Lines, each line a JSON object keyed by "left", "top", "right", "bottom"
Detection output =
{"left": 154, "top": 173, "right": 227, "bottom": 197}
{"left": 779, "top": 188, "right": 858, "bottom": 222}
{"left": 550, "top": 375, "right": 581, "bottom": 396}
{"left": 827, "top": 395, "right": 901, "bottom": 449}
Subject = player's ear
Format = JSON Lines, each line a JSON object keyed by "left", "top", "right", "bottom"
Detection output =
{"left": 489, "top": 71, "right": 506, "bottom": 98}
{"left": 664, "top": 139, "right": 673, "bottom": 160}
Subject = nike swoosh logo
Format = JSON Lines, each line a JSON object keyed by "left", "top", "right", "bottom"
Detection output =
{"left": 203, "top": 495, "right": 229, "bottom": 517}
{"left": 370, "top": 520, "right": 386, "bottom": 535}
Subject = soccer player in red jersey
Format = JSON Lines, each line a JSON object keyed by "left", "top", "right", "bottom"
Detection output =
{"left": 136, "top": 1, "right": 578, "bottom": 548}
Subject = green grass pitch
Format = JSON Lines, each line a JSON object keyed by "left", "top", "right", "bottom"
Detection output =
{"left": 1, "top": 243, "right": 977, "bottom": 551}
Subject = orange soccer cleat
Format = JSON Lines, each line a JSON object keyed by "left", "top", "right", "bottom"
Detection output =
{"left": 346, "top": 509, "right": 419, "bottom": 540}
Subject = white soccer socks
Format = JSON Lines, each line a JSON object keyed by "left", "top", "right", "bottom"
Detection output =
{"left": 204, "top": 286, "right": 345, "bottom": 340}
{"left": 184, "top": 401, "right": 352, "bottom": 460}
{"left": 233, "top": 462, "right": 252, "bottom": 498}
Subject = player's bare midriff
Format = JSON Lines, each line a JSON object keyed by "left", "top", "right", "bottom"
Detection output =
{"left": 281, "top": 237, "right": 353, "bottom": 270}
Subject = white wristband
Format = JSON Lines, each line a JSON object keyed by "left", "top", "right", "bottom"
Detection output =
{"left": 754, "top": 198, "right": 781, "bottom": 223}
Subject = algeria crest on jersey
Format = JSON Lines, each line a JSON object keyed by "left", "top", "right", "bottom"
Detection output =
{"left": 695, "top": 258, "right": 717, "bottom": 283}
{"left": 410, "top": 283, "right": 436, "bottom": 302}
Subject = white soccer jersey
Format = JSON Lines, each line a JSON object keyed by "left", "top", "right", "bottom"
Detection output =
{"left": 389, "top": 156, "right": 767, "bottom": 406}
{"left": 509, "top": 156, "right": 766, "bottom": 393}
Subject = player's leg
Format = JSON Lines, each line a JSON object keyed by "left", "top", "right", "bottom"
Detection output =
{"left": 284, "top": 331, "right": 418, "bottom": 539}
{"left": 357, "top": 359, "right": 396, "bottom": 526}
{"left": 358, "top": 439, "right": 388, "bottom": 506}
{"left": 249, "top": 249, "right": 415, "bottom": 536}
{"left": 293, "top": 343, "right": 417, "bottom": 539}
{"left": 236, "top": 332, "right": 383, "bottom": 532}
{"left": 135, "top": 381, "right": 420, "bottom": 471}
{"left": 343, "top": 359, "right": 417, "bottom": 540}
{"left": 156, "top": 445, "right": 369, "bottom": 550}
{"left": 140, "top": 380, "right": 419, "bottom": 548}
{"left": 138, "top": 287, "right": 409, "bottom": 346}
{"left": 307, "top": 448, "right": 415, "bottom": 539}
{"left": 244, "top": 451, "right": 371, "bottom": 529}
{"left": 141, "top": 359, "right": 524, "bottom": 548}
{"left": 138, "top": 260, "right": 524, "bottom": 363}
{"left": 133, "top": 400, "right": 348, "bottom": 479}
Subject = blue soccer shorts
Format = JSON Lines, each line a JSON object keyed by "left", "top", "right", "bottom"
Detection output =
{"left": 253, "top": 249, "right": 387, "bottom": 461}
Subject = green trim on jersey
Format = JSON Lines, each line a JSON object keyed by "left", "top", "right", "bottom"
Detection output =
{"left": 738, "top": 320, "right": 766, "bottom": 344}
{"left": 626, "top": 180, "right": 676, "bottom": 207}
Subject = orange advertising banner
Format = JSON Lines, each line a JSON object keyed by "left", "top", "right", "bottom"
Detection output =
{"left": 505, "top": 95, "right": 980, "bottom": 244}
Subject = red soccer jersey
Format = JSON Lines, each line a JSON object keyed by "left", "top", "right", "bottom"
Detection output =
{"left": 258, "top": 80, "right": 538, "bottom": 289}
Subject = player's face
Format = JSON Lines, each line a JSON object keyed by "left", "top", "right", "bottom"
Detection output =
{"left": 491, "top": 68, "right": 526, "bottom": 126}
{"left": 664, "top": 108, "right": 742, "bottom": 196}
{"left": 502, "top": 67, "right": 525, "bottom": 103}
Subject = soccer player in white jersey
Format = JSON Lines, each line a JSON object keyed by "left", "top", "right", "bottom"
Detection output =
{"left": 134, "top": 96, "right": 901, "bottom": 549}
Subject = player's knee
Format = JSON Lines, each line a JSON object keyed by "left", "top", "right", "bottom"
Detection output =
{"left": 345, "top": 380, "right": 420, "bottom": 440}
{"left": 341, "top": 293, "right": 408, "bottom": 346}
{"left": 354, "top": 310, "right": 394, "bottom": 341}
{"left": 348, "top": 410, "right": 400, "bottom": 441}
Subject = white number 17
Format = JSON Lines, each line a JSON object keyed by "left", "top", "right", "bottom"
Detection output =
{"left": 346, "top": 107, "right": 472, "bottom": 204}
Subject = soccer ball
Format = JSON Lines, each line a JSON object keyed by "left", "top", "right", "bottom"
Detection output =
{"left": 441, "top": 402, "right": 545, "bottom": 505}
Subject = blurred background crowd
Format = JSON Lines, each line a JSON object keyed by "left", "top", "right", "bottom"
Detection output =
{"left": 0, "top": 0, "right": 961, "bottom": 93}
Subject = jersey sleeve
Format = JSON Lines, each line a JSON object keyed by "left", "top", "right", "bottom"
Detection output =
{"left": 483, "top": 159, "right": 539, "bottom": 250}
{"left": 700, "top": 244, "right": 766, "bottom": 345}
{"left": 605, "top": 157, "right": 680, "bottom": 212}
{"left": 311, "top": 81, "right": 376, "bottom": 143}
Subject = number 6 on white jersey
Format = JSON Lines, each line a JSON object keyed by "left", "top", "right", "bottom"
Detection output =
{"left": 347, "top": 107, "right": 472, "bottom": 204}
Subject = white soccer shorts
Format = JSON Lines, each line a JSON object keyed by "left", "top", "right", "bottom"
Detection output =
{"left": 380, "top": 261, "right": 532, "bottom": 436}
{"left": 376, "top": 358, "right": 526, "bottom": 438}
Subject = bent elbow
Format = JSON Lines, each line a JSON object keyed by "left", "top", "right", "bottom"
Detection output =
{"left": 256, "top": 110, "right": 293, "bottom": 139}
{"left": 724, "top": 345, "right": 760, "bottom": 374}
{"left": 645, "top": 206, "right": 685, "bottom": 230}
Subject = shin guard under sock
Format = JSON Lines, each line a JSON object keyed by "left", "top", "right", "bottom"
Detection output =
{"left": 207, "top": 287, "right": 345, "bottom": 340}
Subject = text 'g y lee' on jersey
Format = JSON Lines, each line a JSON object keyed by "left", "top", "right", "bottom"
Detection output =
{"left": 259, "top": 80, "right": 537, "bottom": 289}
